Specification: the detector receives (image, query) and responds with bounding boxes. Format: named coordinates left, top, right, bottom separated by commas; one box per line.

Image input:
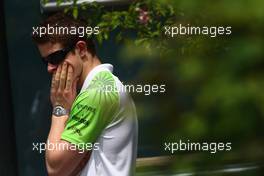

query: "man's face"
left=37, top=42, right=82, bottom=80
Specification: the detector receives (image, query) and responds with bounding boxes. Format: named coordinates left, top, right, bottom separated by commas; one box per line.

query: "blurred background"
left=0, top=0, right=263, bottom=175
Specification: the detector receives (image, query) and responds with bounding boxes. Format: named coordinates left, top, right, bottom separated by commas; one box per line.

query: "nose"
left=47, top=63, right=58, bottom=74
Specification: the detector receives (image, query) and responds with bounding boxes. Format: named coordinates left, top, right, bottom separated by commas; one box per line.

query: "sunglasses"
left=42, top=43, right=75, bottom=66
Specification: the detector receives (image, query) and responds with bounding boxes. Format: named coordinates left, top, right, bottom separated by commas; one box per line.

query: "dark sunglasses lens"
left=47, top=51, right=66, bottom=65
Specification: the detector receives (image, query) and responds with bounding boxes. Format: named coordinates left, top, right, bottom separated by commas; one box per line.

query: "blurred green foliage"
left=130, top=1, right=264, bottom=175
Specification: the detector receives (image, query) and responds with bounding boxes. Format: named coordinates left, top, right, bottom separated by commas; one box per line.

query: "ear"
left=75, top=41, right=87, bottom=58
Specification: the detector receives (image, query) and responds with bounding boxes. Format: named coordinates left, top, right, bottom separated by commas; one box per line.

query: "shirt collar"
left=80, top=63, right=113, bottom=92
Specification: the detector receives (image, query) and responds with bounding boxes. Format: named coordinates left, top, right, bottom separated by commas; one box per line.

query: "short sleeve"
left=61, top=71, right=119, bottom=148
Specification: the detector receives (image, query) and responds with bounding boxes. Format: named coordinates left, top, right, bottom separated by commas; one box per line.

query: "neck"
left=78, top=54, right=101, bottom=89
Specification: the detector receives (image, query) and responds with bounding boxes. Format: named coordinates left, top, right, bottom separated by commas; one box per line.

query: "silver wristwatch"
left=52, top=105, right=68, bottom=117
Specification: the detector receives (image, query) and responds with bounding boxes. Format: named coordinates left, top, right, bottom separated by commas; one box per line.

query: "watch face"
left=55, top=108, right=61, bottom=115
left=53, top=106, right=67, bottom=116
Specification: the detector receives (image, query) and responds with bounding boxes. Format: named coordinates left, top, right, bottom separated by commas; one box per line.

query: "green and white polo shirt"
left=61, top=64, right=138, bottom=176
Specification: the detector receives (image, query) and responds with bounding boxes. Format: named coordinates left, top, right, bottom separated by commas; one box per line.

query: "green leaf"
left=135, top=38, right=148, bottom=46
left=73, top=6, right=78, bottom=19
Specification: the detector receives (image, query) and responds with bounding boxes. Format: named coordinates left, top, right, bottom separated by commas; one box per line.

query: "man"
left=32, top=12, right=138, bottom=176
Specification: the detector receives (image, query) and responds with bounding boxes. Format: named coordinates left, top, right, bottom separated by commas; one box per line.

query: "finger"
left=59, top=62, right=68, bottom=90
left=51, top=73, right=56, bottom=89
left=65, top=65, right=73, bottom=91
left=54, top=65, right=62, bottom=90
